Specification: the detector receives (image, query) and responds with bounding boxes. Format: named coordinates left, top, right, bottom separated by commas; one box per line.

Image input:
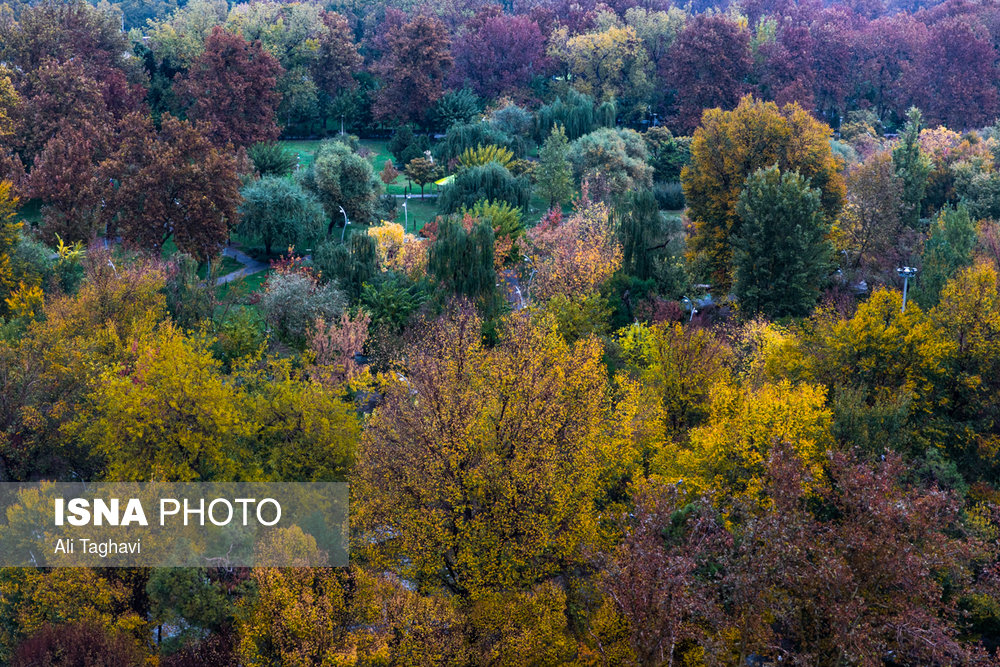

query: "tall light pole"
left=340, top=115, right=345, bottom=136
left=338, top=205, right=350, bottom=243
left=897, top=266, right=918, bottom=312
left=681, top=296, right=696, bottom=322
left=402, top=196, right=409, bottom=232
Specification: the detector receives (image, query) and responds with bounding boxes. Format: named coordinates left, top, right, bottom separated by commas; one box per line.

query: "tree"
left=238, top=176, right=326, bottom=255
left=534, top=89, right=614, bottom=142
left=568, top=128, right=654, bottom=203
left=404, top=157, right=438, bottom=197
left=313, top=233, right=378, bottom=302
left=311, top=11, right=362, bottom=100
left=665, top=14, right=752, bottom=133
left=535, top=125, right=573, bottom=209
left=892, top=107, right=931, bottom=228
left=379, top=159, right=399, bottom=185
left=451, top=14, right=545, bottom=99
left=247, top=142, right=295, bottom=176
left=733, top=165, right=833, bottom=319
left=438, top=163, right=531, bottom=214
left=914, top=205, right=976, bottom=309
left=428, top=216, right=496, bottom=302
left=0, top=181, right=21, bottom=312
left=427, top=88, right=481, bottom=133
left=837, top=151, right=904, bottom=278
left=354, top=308, right=642, bottom=599
left=311, top=139, right=381, bottom=228
left=643, top=127, right=690, bottom=183
left=105, top=114, right=240, bottom=262
left=683, top=95, right=844, bottom=288
left=373, top=15, right=453, bottom=125
left=175, top=26, right=283, bottom=148
left=12, top=622, right=145, bottom=667
left=617, top=188, right=668, bottom=282
left=27, top=126, right=105, bottom=244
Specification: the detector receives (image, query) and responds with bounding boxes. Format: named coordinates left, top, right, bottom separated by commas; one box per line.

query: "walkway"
left=215, top=246, right=269, bottom=286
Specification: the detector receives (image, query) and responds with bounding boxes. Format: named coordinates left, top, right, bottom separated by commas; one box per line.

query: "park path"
left=215, top=246, right=269, bottom=286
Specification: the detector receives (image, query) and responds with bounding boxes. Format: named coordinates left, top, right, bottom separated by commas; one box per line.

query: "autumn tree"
left=104, top=113, right=240, bottom=261
left=373, top=14, right=453, bottom=125
left=535, top=125, right=573, bottom=209
left=404, top=157, right=438, bottom=198
left=311, top=11, right=362, bottom=100
left=0, top=181, right=20, bottom=311
left=354, top=307, right=643, bottom=599
left=683, top=95, right=844, bottom=288
left=568, top=128, right=653, bottom=203
left=837, top=151, right=905, bottom=279
left=665, top=14, right=751, bottom=133
left=175, top=26, right=283, bottom=148
left=451, top=13, right=545, bottom=100
left=238, top=176, right=326, bottom=255
left=734, top=165, right=833, bottom=319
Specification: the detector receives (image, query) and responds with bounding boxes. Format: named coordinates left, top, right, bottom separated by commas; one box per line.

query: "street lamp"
left=338, top=205, right=350, bottom=243
left=897, top=266, right=918, bottom=311
left=340, top=114, right=345, bottom=136
left=402, top=196, right=409, bottom=232
left=681, top=296, right=696, bottom=322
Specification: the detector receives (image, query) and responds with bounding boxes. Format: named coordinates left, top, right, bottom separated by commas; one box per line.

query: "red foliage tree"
left=175, top=26, right=283, bottom=149
left=809, top=7, right=857, bottom=124
left=373, top=14, right=453, bottom=125
left=451, top=13, right=546, bottom=100
left=104, top=113, right=240, bottom=261
left=664, top=14, right=751, bottom=133
left=754, top=20, right=816, bottom=109
left=312, top=11, right=363, bottom=99
left=913, top=16, right=1000, bottom=129
left=12, top=622, right=144, bottom=667
left=852, top=14, right=927, bottom=123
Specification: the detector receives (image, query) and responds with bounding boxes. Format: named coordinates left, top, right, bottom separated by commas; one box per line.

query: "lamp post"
left=340, top=115, right=345, bottom=136
left=681, top=296, right=696, bottom=322
left=897, top=266, right=918, bottom=312
left=338, top=205, right=349, bottom=243
left=402, top=196, right=409, bottom=232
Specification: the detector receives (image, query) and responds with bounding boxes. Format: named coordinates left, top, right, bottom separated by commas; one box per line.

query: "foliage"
left=387, top=125, right=429, bottom=167
left=914, top=204, right=976, bottom=309
left=0, top=181, right=21, bottom=313
left=457, top=144, right=514, bottom=170
left=175, top=26, right=283, bottom=148
left=837, top=151, right=905, bottom=278
left=428, top=216, right=496, bottom=302
left=438, top=162, right=531, bottom=214
left=734, top=165, right=833, bottom=319
left=313, top=233, right=378, bottom=302
left=373, top=14, right=453, bottom=125
left=403, top=157, right=439, bottom=197
left=534, top=89, right=614, bottom=142
left=434, top=120, right=523, bottom=165
left=568, top=128, right=653, bottom=203
left=892, top=107, right=932, bottom=227
left=451, top=14, right=545, bottom=99
left=11, top=621, right=145, bottom=667
left=683, top=95, right=844, bottom=288
left=238, top=176, right=325, bottom=255
left=427, top=87, right=481, bottom=133
left=247, top=141, right=296, bottom=177
left=260, top=271, right=346, bottom=346
left=535, top=125, right=574, bottom=209
left=643, top=126, right=691, bottom=182
left=310, top=139, right=381, bottom=227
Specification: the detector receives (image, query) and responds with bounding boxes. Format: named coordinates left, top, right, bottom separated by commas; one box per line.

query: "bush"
left=388, top=126, right=430, bottom=166
left=427, top=88, right=482, bottom=133
left=238, top=176, right=326, bottom=255
left=248, top=142, right=297, bottom=177
left=489, top=103, right=533, bottom=137
left=12, top=622, right=144, bottom=667
left=259, top=271, right=346, bottom=345
left=434, top=121, right=525, bottom=165
left=653, top=181, right=686, bottom=210
left=374, top=193, right=398, bottom=221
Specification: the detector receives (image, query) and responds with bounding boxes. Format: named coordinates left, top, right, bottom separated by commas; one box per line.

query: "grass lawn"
left=280, top=139, right=323, bottom=170
left=215, top=268, right=270, bottom=300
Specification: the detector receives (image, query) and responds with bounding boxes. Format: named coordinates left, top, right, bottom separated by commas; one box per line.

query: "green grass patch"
left=280, top=139, right=323, bottom=170
left=215, top=268, right=271, bottom=301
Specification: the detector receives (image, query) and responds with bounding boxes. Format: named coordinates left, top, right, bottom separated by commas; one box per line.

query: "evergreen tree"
left=892, top=107, right=931, bottom=228
left=734, top=165, right=832, bottom=318
left=914, top=204, right=976, bottom=308
left=535, top=125, right=573, bottom=209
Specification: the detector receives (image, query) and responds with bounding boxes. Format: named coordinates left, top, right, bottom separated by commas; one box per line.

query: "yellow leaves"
left=5, top=281, right=43, bottom=319
left=556, top=24, right=652, bottom=103
left=0, top=67, right=18, bottom=143
left=457, top=143, right=514, bottom=169
left=367, top=220, right=428, bottom=277
left=663, top=380, right=834, bottom=505
left=0, top=180, right=20, bottom=307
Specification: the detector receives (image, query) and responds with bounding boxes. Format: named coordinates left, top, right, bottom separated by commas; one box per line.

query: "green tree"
left=892, top=107, right=932, bottom=228
left=247, top=141, right=296, bottom=176
left=568, top=127, right=653, bottom=203
left=733, top=165, right=832, bottom=319
left=914, top=204, right=976, bottom=308
left=428, top=216, right=496, bottom=302
left=314, top=233, right=378, bottom=301
left=535, top=125, right=574, bottom=209
left=310, top=139, right=381, bottom=228
left=238, top=176, right=326, bottom=255
left=438, top=162, right=532, bottom=214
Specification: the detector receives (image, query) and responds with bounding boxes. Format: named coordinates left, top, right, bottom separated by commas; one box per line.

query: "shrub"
left=259, top=271, right=346, bottom=345
left=248, top=142, right=297, bottom=176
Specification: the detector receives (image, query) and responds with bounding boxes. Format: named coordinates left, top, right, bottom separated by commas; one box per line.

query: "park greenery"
left=4, top=0, right=1000, bottom=663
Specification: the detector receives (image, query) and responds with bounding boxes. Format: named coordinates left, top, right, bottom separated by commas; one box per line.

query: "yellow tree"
left=353, top=307, right=645, bottom=600
left=550, top=24, right=652, bottom=113
left=683, top=95, right=844, bottom=287
left=0, top=181, right=21, bottom=311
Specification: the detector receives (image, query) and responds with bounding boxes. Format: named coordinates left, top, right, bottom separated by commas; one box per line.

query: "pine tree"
left=733, top=165, right=832, bottom=318
left=535, top=125, right=573, bottom=209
